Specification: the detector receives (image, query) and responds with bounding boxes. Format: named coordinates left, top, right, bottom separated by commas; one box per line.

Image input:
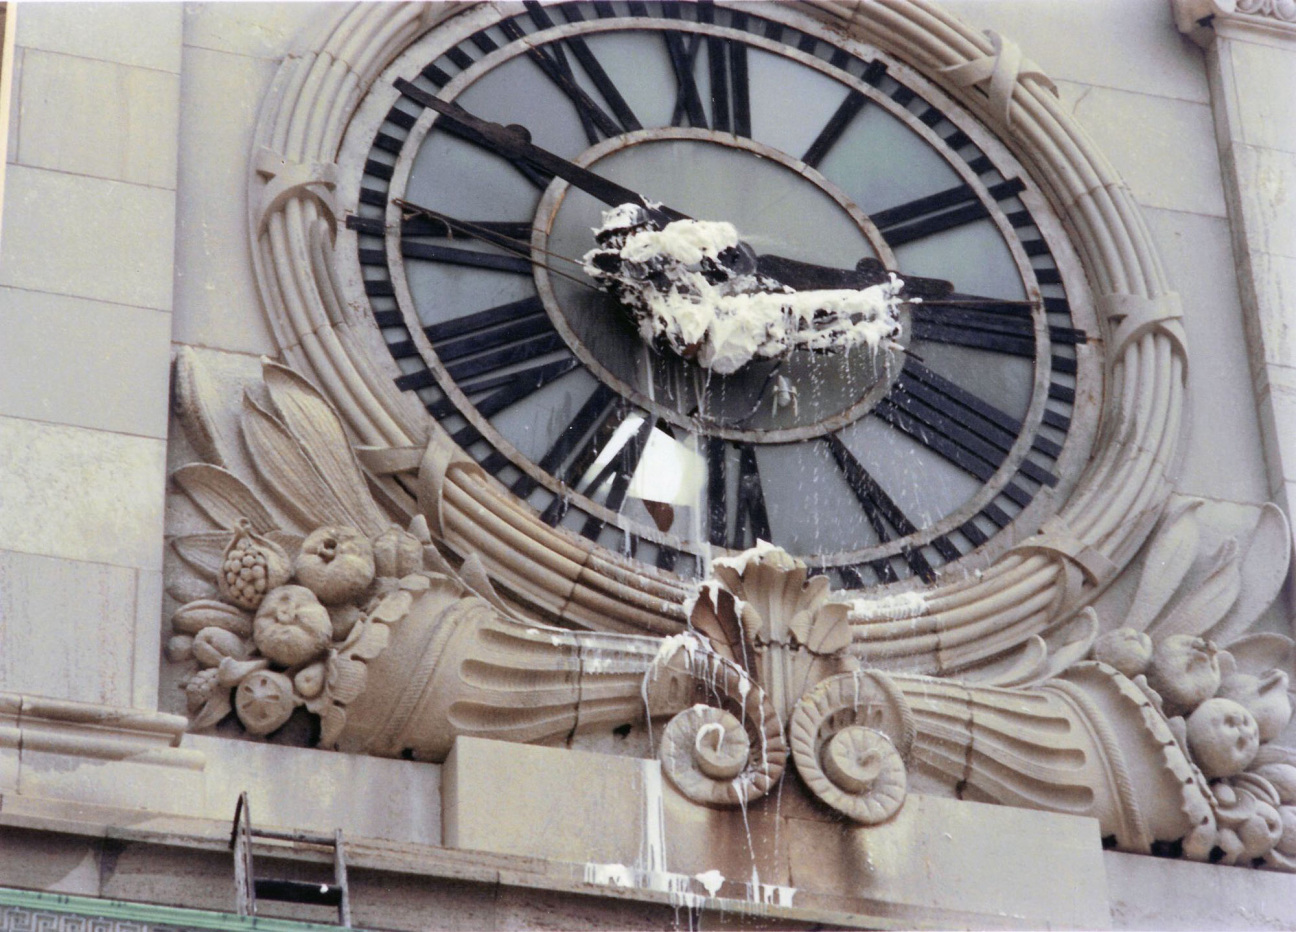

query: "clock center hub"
left=533, top=129, right=911, bottom=445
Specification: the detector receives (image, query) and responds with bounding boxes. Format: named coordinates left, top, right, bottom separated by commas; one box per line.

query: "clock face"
left=336, top=1, right=1100, bottom=590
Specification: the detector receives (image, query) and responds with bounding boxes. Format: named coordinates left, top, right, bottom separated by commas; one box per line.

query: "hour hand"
left=754, top=254, right=953, bottom=299
left=393, top=78, right=685, bottom=226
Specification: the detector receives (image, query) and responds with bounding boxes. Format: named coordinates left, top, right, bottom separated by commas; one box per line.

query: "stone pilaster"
left=1172, top=1, right=1296, bottom=542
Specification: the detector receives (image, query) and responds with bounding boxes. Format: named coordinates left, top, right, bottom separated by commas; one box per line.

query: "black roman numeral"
left=525, top=3, right=643, bottom=143
left=825, top=435, right=954, bottom=583
left=576, top=416, right=655, bottom=540
left=801, top=61, right=886, bottom=168
left=872, top=178, right=1025, bottom=248
left=664, top=28, right=708, bottom=129
left=875, top=359, right=1056, bottom=499
left=697, top=3, right=751, bottom=136
left=911, top=294, right=1087, bottom=362
left=706, top=440, right=772, bottom=549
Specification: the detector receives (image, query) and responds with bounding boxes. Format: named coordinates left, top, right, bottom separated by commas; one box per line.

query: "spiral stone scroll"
left=789, top=671, right=916, bottom=824
left=652, top=643, right=789, bottom=808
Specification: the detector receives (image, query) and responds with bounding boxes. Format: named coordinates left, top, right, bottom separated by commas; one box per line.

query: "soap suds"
left=584, top=206, right=906, bottom=375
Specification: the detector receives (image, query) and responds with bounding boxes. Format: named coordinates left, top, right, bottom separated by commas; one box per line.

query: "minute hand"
left=394, top=78, right=685, bottom=224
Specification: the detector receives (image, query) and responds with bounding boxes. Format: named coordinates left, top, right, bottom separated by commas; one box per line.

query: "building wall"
left=2, top=2, right=1295, bottom=929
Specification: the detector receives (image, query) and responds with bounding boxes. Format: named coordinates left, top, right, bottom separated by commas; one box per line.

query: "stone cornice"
left=1173, top=0, right=1296, bottom=47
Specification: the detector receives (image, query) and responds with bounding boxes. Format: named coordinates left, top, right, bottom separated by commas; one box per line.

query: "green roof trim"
left=0, top=886, right=356, bottom=931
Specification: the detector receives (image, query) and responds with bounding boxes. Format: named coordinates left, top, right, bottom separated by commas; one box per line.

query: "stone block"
left=0, top=287, right=172, bottom=438
left=0, top=693, right=19, bottom=792
left=0, top=549, right=146, bottom=707
left=171, top=45, right=280, bottom=356
left=182, top=3, right=337, bottom=60
left=6, top=47, right=22, bottom=161
left=1105, top=849, right=1296, bottom=930
left=784, top=795, right=1111, bottom=930
left=0, top=827, right=103, bottom=896
left=1141, top=209, right=1269, bottom=503
left=1223, top=37, right=1296, bottom=155
left=14, top=2, right=183, bottom=73
left=0, top=416, right=167, bottom=571
left=185, top=734, right=443, bottom=846
left=1058, top=81, right=1226, bottom=218
left=16, top=50, right=179, bottom=188
left=941, top=0, right=1209, bottom=104
left=1255, top=362, right=1296, bottom=496
left=443, top=737, right=666, bottom=870
left=0, top=165, right=177, bottom=311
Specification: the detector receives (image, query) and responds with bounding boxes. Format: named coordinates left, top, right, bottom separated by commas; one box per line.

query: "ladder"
left=231, top=792, right=352, bottom=927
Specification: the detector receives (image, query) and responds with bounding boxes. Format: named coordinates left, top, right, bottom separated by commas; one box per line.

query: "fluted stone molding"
left=248, top=2, right=1187, bottom=675
left=1174, top=0, right=1296, bottom=46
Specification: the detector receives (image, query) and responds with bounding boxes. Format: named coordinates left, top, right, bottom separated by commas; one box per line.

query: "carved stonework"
left=167, top=349, right=1296, bottom=872
left=1173, top=0, right=1296, bottom=44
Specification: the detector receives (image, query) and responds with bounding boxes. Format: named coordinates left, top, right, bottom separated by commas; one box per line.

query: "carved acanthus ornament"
left=167, top=350, right=1296, bottom=872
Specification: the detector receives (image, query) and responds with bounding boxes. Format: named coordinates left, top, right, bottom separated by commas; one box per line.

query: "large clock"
left=331, top=0, right=1100, bottom=592
left=250, top=1, right=1185, bottom=663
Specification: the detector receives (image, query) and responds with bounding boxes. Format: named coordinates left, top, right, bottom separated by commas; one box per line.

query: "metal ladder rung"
left=232, top=791, right=352, bottom=927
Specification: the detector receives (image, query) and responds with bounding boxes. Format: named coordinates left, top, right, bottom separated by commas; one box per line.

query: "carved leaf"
left=1209, top=504, right=1292, bottom=645
left=1128, top=498, right=1202, bottom=632
left=326, top=656, right=370, bottom=705
left=1149, top=537, right=1242, bottom=638
left=967, top=635, right=1050, bottom=687
left=1222, top=633, right=1296, bottom=674
left=262, top=361, right=387, bottom=536
left=689, top=584, right=747, bottom=669
left=172, top=347, right=230, bottom=469
left=457, top=552, right=514, bottom=617
left=791, top=604, right=852, bottom=655
left=172, top=463, right=277, bottom=534
left=1040, top=607, right=1100, bottom=679
left=241, top=391, right=358, bottom=531
left=170, top=532, right=231, bottom=580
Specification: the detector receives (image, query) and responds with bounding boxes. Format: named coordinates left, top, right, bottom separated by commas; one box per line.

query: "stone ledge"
left=1174, top=0, right=1296, bottom=48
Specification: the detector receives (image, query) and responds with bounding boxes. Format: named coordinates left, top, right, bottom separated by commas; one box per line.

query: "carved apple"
left=1146, top=634, right=1221, bottom=717
left=1186, top=697, right=1260, bottom=778
left=1217, top=669, right=1293, bottom=743
left=253, top=585, right=333, bottom=666
left=294, top=526, right=375, bottom=604
left=1092, top=628, right=1153, bottom=678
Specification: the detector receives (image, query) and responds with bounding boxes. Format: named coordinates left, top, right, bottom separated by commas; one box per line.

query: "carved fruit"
left=372, top=525, right=424, bottom=578
left=294, top=526, right=375, bottom=604
left=1145, top=634, right=1221, bottom=717
left=294, top=662, right=327, bottom=699
left=192, top=627, right=252, bottom=667
left=234, top=670, right=296, bottom=736
left=183, top=668, right=223, bottom=714
left=166, top=635, right=194, bottom=664
left=1186, top=697, right=1260, bottom=778
left=1277, top=806, right=1296, bottom=858
left=253, top=585, right=333, bottom=666
left=1217, top=669, right=1293, bottom=742
left=1092, top=628, right=1153, bottom=678
left=218, top=520, right=292, bottom=611
left=171, top=599, right=254, bottom=638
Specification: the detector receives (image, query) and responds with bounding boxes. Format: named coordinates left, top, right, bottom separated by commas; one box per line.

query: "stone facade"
left=2, top=2, right=1295, bottom=929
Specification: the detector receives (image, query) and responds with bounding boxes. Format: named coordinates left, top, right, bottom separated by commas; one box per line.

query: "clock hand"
left=394, top=79, right=686, bottom=226
left=754, top=254, right=954, bottom=300
left=391, top=198, right=597, bottom=289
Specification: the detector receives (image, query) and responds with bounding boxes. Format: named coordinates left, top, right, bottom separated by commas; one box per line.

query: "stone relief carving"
left=167, top=349, right=1296, bottom=872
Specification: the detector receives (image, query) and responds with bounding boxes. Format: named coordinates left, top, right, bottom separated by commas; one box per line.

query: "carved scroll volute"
left=789, top=671, right=914, bottom=824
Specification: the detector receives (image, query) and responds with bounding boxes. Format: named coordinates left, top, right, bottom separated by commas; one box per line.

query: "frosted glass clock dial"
left=337, top=1, right=1100, bottom=589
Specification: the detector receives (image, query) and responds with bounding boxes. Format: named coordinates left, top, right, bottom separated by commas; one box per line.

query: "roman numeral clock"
left=252, top=1, right=1184, bottom=667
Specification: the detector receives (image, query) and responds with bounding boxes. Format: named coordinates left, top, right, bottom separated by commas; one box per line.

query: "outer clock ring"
left=248, top=1, right=1187, bottom=671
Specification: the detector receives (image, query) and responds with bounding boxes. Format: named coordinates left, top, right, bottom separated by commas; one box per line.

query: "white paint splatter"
left=846, top=590, right=928, bottom=621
